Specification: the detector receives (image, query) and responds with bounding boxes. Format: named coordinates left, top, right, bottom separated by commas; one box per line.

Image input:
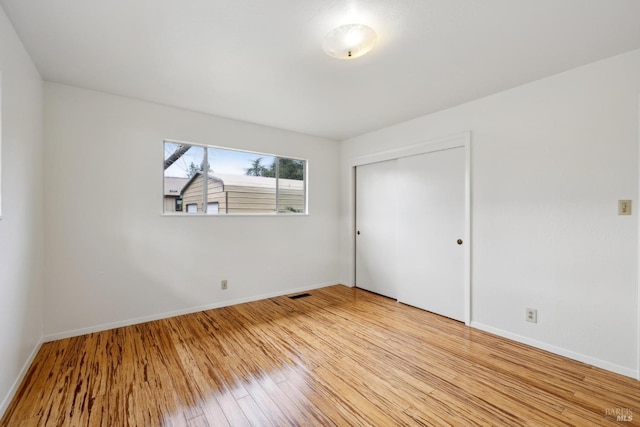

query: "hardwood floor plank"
left=186, top=414, right=209, bottom=427
left=256, top=372, right=319, bottom=426
left=211, top=390, right=251, bottom=427
left=334, top=355, right=435, bottom=411
left=2, top=342, right=60, bottom=422
left=311, top=364, right=415, bottom=425
left=403, top=404, right=457, bottom=426
left=236, top=395, right=272, bottom=426
left=282, top=364, right=360, bottom=426
left=2, top=285, right=639, bottom=426
left=84, top=393, right=106, bottom=427
left=43, top=337, right=88, bottom=426
left=242, top=376, right=293, bottom=426
left=198, top=396, right=231, bottom=427
left=561, top=405, right=627, bottom=426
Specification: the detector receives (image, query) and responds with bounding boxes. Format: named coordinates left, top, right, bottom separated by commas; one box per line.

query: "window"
left=163, top=141, right=307, bottom=215
left=276, top=158, right=305, bottom=213
left=207, top=202, right=219, bottom=215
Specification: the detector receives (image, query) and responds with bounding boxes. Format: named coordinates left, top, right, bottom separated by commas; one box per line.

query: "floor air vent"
left=289, top=293, right=311, bottom=300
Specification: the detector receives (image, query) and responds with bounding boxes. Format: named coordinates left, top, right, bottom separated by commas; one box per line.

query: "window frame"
left=162, top=139, right=308, bottom=216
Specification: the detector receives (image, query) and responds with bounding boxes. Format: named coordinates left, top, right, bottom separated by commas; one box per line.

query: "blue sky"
left=164, top=142, right=275, bottom=178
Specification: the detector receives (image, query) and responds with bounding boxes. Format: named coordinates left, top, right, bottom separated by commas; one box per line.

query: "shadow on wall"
left=45, top=213, right=312, bottom=338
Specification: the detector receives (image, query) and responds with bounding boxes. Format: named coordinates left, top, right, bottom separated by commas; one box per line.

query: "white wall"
left=340, top=49, right=640, bottom=377
left=44, top=83, right=341, bottom=339
left=0, top=6, right=44, bottom=416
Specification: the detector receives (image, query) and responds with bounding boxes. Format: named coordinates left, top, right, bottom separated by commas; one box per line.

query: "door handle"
left=457, top=239, right=463, bottom=245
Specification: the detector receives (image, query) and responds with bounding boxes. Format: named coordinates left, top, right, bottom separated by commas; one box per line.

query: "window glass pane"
left=163, top=141, right=306, bottom=215
left=164, top=142, right=205, bottom=213
left=209, top=147, right=276, bottom=214
left=277, top=158, right=305, bottom=213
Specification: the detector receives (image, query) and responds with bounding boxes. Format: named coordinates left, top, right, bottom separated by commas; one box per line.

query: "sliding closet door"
left=396, top=147, right=466, bottom=321
left=355, top=159, right=398, bottom=299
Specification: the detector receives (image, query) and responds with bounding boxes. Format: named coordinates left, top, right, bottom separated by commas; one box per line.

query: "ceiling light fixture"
left=322, top=24, right=377, bottom=60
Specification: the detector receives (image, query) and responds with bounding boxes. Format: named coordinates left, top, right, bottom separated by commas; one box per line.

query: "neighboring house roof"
left=180, top=172, right=303, bottom=194
left=164, top=177, right=189, bottom=197
left=212, top=173, right=303, bottom=190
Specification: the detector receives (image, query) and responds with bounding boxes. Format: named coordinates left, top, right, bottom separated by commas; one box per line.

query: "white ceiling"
left=2, top=1, right=640, bottom=140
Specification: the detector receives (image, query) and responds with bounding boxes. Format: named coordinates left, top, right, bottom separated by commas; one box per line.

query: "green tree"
left=187, top=161, right=211, bottom=178
left=245, top=157, right=303, bottom=180
left=245, top=158, right=270, bottom=177
left=274, top=158, right=304, bottom=180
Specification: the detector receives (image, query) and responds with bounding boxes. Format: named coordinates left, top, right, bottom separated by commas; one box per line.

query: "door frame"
left=349, top=131, right=472, bottom=325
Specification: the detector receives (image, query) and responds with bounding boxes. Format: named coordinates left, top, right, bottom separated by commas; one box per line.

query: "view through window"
left=163, top=141, right=306, bottom=215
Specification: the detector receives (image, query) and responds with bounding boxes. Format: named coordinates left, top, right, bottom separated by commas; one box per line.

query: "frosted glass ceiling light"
left=323, top=24, right=377, bottom=59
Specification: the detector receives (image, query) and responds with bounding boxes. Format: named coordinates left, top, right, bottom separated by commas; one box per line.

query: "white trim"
left=164, top=138, right=307, bottom=163
left=161, top=212, right=309, bottom=217
left=349, top=131, right=472, bottom=325
left=275, top=157, right=280, bottom=212
left=472, top=321, right=638, bottom=379
left=350, top=131, right=471, bottom=168
left=202, top=147, right=208, bottom=212
left=637, top=92, right=640, bottom=380
left=43, top=281, right=341, bottom=342
left=0, top=70, right=3, bottom=218
left=0, top=338, right=44, bottom=418
left=463, top=134, right=472, bottom=325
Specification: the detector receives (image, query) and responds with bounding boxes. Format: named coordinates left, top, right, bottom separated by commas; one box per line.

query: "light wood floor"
left=2, top=285, right=639, bottom=426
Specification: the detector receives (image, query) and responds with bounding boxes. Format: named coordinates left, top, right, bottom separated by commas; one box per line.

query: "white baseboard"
left=44, top=281, right=343, bottom=342
left=0, top=338, right=44, bottom=418
left=471, top=321, right=638, bottom=379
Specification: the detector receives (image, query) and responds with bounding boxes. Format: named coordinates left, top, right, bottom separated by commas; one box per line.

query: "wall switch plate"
left=526, top=308, right=537, bottom=323
left=619, top=200, right=632, bottom=215
left=221, top=280, right=228, bottom=290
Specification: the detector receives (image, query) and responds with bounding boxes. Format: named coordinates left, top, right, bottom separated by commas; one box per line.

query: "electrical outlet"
left=526, top=308, right=537, bottom=323
left=221, top=280, right=228, bottom=290
left=619, top=200, right=632, bottom=215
